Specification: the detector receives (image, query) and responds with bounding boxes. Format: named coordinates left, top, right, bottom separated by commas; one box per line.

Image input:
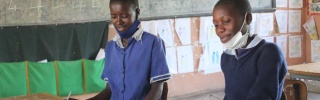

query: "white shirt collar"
left=112, top=28, right=144, bottom=48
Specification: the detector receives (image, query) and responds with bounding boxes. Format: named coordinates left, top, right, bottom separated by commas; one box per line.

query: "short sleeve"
left=101, top=45, right=109, bottom=82
left=150, top=38, right=171, bottom=84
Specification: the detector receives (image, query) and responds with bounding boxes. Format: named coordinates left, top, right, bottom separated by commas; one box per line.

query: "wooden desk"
left=288, top=62, right=320, bottom=81
left=0, top=93, right=63, bottom=100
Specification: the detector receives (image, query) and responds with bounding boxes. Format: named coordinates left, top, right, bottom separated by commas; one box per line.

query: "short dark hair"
left=109, top=0, right=139, bottom=9
left=215, top=0, right=251, bottom=16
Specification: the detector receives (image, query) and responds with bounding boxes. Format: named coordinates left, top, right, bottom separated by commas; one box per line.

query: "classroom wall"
left=275, top=1, right=306, bottom=66
left=305, top=2, right=320, bottom=63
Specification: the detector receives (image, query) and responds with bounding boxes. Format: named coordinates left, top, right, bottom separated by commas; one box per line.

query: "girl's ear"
left=135, top=8, right=140, bottom=19
left=246, top=13, right=252, bottom=25
left=136, top=8, right=140, bottom=15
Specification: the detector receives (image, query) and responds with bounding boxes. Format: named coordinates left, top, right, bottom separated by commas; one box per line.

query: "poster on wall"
left=288, top=35, right=302, bottom=58
left=275, top=10, right=288, bottom=33
left=175, top=18, right=192, bottom=45
left=311, top=40, right=320, bottom=62
left=157, top=19, right=175, bottom=47
left=141, top=21, right=158, bottom=36
left=177, top=45, right=194, bottom=74
left=289, top=0, right=303, bottom=8
left=166, top=47, right=178, bottom=74
left=199, top=16, right=216, bottom=44
left=199, top=41, right=223, bottom=74
left=258, top=13, right=273, bottom=36
left=276, top=35, right=288, bottom=58
left=303, top=16, right=319, bottom=40
left=307, top=0, right=320, bottom=15
left=289, top=10, right=301, bottom=32
left=276, top=0, right=287, bottom=8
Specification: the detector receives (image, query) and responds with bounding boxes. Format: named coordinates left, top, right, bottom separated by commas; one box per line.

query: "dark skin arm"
left=144, top=81, right=164, bottom=100
left=87, top=84, right=112, bottom=100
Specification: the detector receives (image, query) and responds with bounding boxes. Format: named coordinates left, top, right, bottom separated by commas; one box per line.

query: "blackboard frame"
left=138, top=0, right=276, bottom=21
left=0, top=0, right=276, bottom=26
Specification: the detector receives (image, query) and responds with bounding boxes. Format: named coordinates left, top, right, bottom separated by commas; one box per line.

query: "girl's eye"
left=121, top=15, right=128, bottom=18
left=223, top=20, right=230, bottom=24
left=214, top=24, right=218, bottom=27
left=111, top=15, right=116, bottom=19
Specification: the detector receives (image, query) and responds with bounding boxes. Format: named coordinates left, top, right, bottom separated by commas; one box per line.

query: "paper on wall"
left=200, top=41, right=223, bottom=74
left=166, top=47, right=178, bottom=74
left=175, top=18, right=192, bottom=45
left=275, top=10, right=288, bottom=33
left=276, top=0, right=287, bottom=7
left=303, top=16, right=319, bottom=40
left=141, top=21, right=158, bottom=35
left=177, top=45, right=194, bottom=74
left=288, top=35, right=302, bottom=58
left=258, top=13, right=274, bottom=36
left=276, top=35, right=288, bottom=58
left=289, top=10, right=301, bottom=32
left=311, top=40, right=320, bottom=62
left=199, top=16, right=216, bottom=44
left=289, top=0, right=303, bottom=8
left=157, top=19, right=175, bottom=47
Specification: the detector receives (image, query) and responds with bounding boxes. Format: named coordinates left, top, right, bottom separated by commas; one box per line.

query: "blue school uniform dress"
left=101, top=27, right=171, bottom=100
left=221, top=35, right=287, bottom=100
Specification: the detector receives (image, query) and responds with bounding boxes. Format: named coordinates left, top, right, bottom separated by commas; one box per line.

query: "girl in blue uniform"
left=88, top=0, right=171, bottom=99
left=212, top=0, right=288, bottom=100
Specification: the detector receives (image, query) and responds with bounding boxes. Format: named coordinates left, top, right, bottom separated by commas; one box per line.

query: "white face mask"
left=222, top=13, right=250, bottom=50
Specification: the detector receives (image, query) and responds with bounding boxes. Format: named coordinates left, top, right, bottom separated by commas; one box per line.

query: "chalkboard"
left=0, top=0, right=275, bottom=26
left=0, top=0, right=109, bottom=26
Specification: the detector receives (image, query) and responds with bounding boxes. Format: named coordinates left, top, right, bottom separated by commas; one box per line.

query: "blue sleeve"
left=101, top=43, right=111, bottom=82
left=149, top=38, right=171, bottom=84
left=246, top=44, right=288, bottom=100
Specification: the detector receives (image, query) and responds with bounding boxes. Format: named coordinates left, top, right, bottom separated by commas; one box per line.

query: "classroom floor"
left=70, top=89, right=320, bottom=100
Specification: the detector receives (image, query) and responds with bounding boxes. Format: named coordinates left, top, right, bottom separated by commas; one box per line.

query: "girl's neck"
left=121, top=39, right=129, bottom=48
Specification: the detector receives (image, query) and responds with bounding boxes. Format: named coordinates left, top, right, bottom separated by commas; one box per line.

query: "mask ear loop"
left=239, top=13, right=248, bottom=35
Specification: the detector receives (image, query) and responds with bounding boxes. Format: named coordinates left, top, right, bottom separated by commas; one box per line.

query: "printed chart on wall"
left=258, top=13, right=273, bottom=36
left=289, top=10, right=301, bottom=32
left=198, top=41, right=223, bottom=74
left=175, top=18, right=192, bottom=45
left=289, top=0, right=303, bottom=8
left=177, top=45, right=194, bottom=74
left=157, top=19, right=175, bottom=47
left=275, top=10, right=288, bottom=33
left=303, top=16, right=319, bottom=40
left=311, top=40, right=320, bottom=62
left=276, top=0, right=287, bottom=8
left=199, top=16, right=223, bottom=74
left=276, top=35, right=288, bottom=58
left=166, top=47, right=178, bottom=74
left=289, top=35, right=302, bottom=58
left=199, top=16, right=216, bottom=44
left=141, top=21, right=158, bottom=36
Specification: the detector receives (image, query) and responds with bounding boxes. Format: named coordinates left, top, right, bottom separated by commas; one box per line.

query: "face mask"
left=115, top=20, right=141, bottom=39
left=222, top=13, right=249, bottom=50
